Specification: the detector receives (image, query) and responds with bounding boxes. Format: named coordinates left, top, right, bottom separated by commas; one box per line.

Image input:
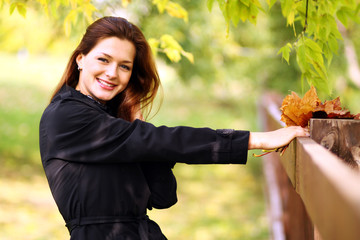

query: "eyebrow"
left=100, top=52, right=133, bottom=63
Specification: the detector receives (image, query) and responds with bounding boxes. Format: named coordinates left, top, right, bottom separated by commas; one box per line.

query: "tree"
left=208, top=0, right=360, bottom=96
left=2, top=0, right=360, bottom=96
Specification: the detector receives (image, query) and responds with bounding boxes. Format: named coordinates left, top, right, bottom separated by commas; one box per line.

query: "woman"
left=39, top=16, right=309, bottom=240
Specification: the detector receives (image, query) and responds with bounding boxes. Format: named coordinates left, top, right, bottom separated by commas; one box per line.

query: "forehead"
left=90, top=37, right=136, bottom=60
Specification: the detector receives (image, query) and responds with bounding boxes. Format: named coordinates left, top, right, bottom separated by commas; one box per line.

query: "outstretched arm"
left=248, top=126, right=309, bottom=150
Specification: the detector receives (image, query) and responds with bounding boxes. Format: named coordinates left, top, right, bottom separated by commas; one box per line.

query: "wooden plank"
left=262, top=155, right=286, bottom=240
left=260, top=93, right=314, bottom=240
left=263, top=147, right=314, bottom=240
left=310, top=118, right=360, bottom=169
left=296, top=137, right=360, bottom=240
left=279, top=140, right=296, bottom=188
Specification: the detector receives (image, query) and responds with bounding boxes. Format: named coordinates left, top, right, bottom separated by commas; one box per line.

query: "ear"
left=76, top=54, right=84, bottom=70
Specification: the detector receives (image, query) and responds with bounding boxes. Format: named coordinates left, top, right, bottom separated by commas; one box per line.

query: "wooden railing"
left=259, top=93, right=360, bottom=240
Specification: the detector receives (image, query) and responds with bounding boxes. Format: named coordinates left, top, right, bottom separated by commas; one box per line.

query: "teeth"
left=98, top=79, right=115, bottom=87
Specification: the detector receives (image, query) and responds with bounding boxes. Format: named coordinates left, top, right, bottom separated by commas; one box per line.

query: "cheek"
left=121, top=72, right=132, bottom=84
left=84, top=61, right=102, bottom=75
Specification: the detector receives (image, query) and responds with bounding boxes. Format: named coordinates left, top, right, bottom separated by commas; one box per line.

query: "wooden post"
left=310, top=118, right=360, bottom=169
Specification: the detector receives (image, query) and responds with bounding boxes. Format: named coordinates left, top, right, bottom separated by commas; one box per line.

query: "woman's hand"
left=248, top=126, right=310, bottom=150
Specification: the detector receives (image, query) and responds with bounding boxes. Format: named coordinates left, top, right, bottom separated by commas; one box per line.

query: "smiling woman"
left=39, top=16, right=308, bottom=240
left=50, top=16, right=160, bottom=122
left=75, top=37, right=136, bottom=103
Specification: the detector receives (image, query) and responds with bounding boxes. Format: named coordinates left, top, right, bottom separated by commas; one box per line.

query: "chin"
left=94, top=92, right=115, bottom=102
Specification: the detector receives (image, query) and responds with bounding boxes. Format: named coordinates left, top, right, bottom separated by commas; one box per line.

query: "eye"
left=98, top=57, right=108, bottom=63
left=120, top=65, right=131, bottom=71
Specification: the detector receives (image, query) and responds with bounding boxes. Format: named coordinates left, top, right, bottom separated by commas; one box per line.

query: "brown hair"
left=51, top=16, right=161, bottom=121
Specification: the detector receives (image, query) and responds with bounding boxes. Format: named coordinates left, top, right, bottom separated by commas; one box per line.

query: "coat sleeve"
left=40, top=99, right=249, bottom=165
left=140, top=162, right=177, bottom=209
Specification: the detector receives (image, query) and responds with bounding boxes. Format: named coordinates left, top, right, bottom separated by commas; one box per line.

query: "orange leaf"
left=280, top=86, right=358, bottom=127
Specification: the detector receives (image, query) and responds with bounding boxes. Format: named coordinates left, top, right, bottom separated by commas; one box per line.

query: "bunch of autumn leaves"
left=254, top=86, right=359, bottom=157
left=280, top=86, right=360, bottom=128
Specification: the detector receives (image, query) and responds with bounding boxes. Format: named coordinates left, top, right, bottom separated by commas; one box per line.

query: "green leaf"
left=251, top=0, right=262, bottom=9
left=207, top=0, right=215, bottom=11
left=327, top=15, right=343, bottom=40
left=153, top=0, right=168, bottom=13
left=165, top=1, right=188, bottom=22
left=9, top=2, right=26, bottom=17
left=266, top=0, right=277, bottom=10
left=304, top=38, right=322, bottom=53
left=240, top=3, right=249, bottom=23
left=160, top=34, right=182, bottom=50
left=160, top=34, right=183, bottom=62
left=164, top=48, right=181, bottom=62
left=216, top=0, right=230, bottom=23
left=148, top=38, right=160, bottom=57
left=249, top=3, right=258, bottom=24
left=64, top=9, right=77, bottom=36
left=240, top=0, right=250, bottom=7
left=310, top=76, right=332, bottom=96
left=181, top=50, right=194, bottom=63
left=296, top=42, right=306, bottom=72
left=9, top=2, right=16, bottom=14
left=277, top=42, right=292, bottom=64
left=228, top=0, right=243, bottom=26
left=16, top=3, right=26, bottom=17
left=310, top=59, right=326, bottom=81
left=281, top=0, right=292, bottom=18
left=328, top=34, right=338, bottom=54
left=323, top=44, right=333, bottom=67
left=337, top=7, right=349, bottom=27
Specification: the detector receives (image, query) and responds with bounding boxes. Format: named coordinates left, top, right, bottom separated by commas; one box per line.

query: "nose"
left=105, top=64, right=118, bottom=79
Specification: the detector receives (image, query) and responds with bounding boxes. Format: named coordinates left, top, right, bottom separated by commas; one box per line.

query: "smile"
left=97, top=78, right=116, bottom=89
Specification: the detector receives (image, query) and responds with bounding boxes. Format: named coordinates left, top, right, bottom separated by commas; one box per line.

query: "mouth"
left=97, top=78, right=117, bottom=90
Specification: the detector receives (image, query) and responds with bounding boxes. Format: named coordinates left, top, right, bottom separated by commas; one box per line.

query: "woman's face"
left=76, top=37, right=136, bottom=103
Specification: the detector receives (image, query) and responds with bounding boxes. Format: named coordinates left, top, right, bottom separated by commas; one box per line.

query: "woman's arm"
left=248, top=126, right=309, bottom=150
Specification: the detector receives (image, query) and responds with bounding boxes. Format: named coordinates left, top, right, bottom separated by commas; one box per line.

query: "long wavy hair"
left=51, top=16, right=161, bottom=121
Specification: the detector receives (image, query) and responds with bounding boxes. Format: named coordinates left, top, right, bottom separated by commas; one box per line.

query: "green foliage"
left=153, top=0, right=188, bottom=22
left=4, top=0, right=97, bottom=36
left=208, top=0, right=264, bottom=35
left=275, top=0, right=360, bottom=95
left=149, top=34, right=194, bottom=63
left=9, top=2, right=27, bottom=17
left=277, top=42, right=292, bottom=64
left=1, top=0, right=193, bottom=64
left=208, top=0, right=360, bottom=96
left=2, top=0, right=360, bottom=97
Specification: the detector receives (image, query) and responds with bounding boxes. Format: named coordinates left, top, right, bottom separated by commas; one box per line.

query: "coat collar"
left=53, top=85, right=117, bottom=116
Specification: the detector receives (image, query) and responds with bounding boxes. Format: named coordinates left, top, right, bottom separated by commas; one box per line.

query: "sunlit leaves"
left=277, top=43, right=292, bottom=64
left=153, top=0, right=168, bottom=12
left=121, top=0, right=131, bottom=8
left=270, top=0, right=359, bottom=96
left=152, top=0, right=188, bottom=22
left=4, top=0, right=97, bottom=36
left=208, top=0, right=263, bottom=35
left=266, top=0, right=277, bottom=10
left=295, top=37, right=331, bottom=94
left=280, top=0, right=302, bottom=28
left=2, top=0, right=192, bottom=63
left=63, top=1, right=97, bottom=36
left=149, top=34, right=194, bottom=63
left=164, top=1, right=188, bottom=22
left=9, top=2, right=26, bottom=17
left=209, top=0, right=360, bottom=96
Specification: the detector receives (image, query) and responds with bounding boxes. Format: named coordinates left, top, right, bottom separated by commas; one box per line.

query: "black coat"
left=39, top=85, right=250, bottom=240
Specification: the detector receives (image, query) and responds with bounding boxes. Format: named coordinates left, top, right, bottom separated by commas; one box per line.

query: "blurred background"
left=1, top=0, right=360, bottom=239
